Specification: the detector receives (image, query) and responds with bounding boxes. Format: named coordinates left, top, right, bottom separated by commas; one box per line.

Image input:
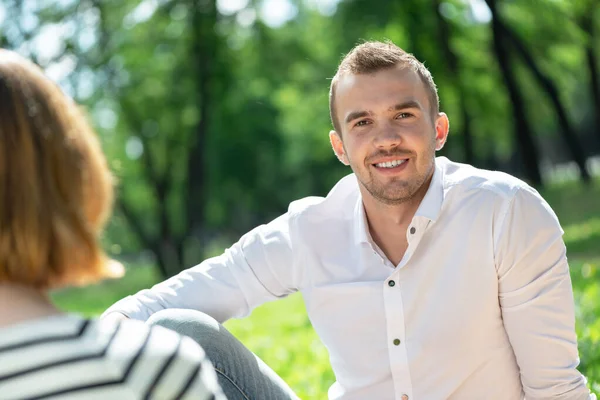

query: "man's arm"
left=495, top=186, right=595, bottom=400
left=103, top=213, right=298, bottom=323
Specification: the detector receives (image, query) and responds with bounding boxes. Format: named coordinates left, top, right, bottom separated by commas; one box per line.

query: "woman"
left=0, top=49, right=224, bottom=400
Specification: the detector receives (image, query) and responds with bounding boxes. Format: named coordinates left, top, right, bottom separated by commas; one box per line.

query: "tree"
left=3, top=0, right=597, bottom=277
left=107, top=0, right=221, bottom=277
left=485, top=0, right=543, bottom=186
left=432, top=0, right=476, bottom=165
left=579, top=0, right=600, bottom=142
left=492, top=3, right=592, bottom=183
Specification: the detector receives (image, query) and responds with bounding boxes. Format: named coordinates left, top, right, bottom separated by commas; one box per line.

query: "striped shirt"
left=0, top=314, right=225, bottom=400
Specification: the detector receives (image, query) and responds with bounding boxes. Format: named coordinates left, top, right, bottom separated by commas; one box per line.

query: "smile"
left=374, top=159, right=407, bottom=168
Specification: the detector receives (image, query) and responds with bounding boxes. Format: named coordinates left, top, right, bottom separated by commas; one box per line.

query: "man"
left=103, top=41, right=595, bottom=399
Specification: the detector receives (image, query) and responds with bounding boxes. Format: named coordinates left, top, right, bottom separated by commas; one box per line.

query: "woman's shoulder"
left=102, top=316, right=208, bottom=363
left=0, top=314, right=222, bottom=400
left=101, top=317, right=223, bottom=399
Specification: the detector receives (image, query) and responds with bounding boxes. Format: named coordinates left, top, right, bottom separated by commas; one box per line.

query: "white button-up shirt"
left=106, top=157, right=595, bottom=400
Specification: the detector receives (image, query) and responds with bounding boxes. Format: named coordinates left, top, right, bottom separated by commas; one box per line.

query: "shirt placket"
left=383, top=217, right=429, bottom=400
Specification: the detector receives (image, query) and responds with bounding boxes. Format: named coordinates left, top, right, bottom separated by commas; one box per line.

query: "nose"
left=373, top=123, right=402, bottom=149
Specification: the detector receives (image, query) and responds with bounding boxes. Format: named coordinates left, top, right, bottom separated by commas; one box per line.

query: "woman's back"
left=0, top=50, right=225, bottom=400
left=0, top=315, right=221, bottom=400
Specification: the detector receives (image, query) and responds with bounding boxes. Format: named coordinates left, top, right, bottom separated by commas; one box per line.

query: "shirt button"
left=388, top=280, right=395, bottom=287
left=393, top=338, right=401, bottom=346
left=409, top=227, right=416, bottom=234
left=401, top=395, right=409, bottom=400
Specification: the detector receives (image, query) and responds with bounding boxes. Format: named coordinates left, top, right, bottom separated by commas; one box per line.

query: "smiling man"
left=103, top=41, right=595, bottom=400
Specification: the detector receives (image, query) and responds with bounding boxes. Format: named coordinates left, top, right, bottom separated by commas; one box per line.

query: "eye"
left=396, top=112, right=413, bottom=119
left=355, top=120, right=371, bottom=127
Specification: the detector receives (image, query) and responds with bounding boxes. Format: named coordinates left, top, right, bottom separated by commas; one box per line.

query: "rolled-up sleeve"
left=102, top=212, right=298, bottom=323
left=495, top=186, right=595, bottom=399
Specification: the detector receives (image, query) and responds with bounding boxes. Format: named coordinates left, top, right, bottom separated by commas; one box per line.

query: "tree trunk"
left=433, top=0, right=475, bottom=165
left=586, top=47, right=600, bottom=140
left=185, top=0, right=217, bottom=253
left=580, top=2, right=600, bottom=144
left=485, top=0, right=543, bottom=186
left=154, top=250, right=172, bottom=280
left=116, top=198, right=173, bottom=278
left=497, top=17, right=591, bottom=183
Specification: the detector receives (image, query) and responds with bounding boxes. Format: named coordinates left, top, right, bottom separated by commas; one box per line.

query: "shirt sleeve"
left=102, top=212, right=298, bottom=323
left=495, top=186, right=595, bottom=400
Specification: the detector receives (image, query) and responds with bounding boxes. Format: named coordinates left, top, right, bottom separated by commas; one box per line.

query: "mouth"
left=371, top=158, right=409, bottom=172
left=373, top=159, right=408, bottom=168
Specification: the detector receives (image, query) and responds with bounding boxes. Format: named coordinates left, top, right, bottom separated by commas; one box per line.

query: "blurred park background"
left=2, top=0, right=600, bottom=397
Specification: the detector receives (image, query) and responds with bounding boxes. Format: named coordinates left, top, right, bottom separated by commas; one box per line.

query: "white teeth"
left=375, top=159, right=407, bottom=168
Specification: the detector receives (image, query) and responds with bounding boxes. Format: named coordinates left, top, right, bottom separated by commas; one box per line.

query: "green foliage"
left=2, top=0, right=597, bottom=268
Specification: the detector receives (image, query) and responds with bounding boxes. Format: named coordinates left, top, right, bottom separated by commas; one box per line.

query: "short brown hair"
left=0, top=50, right=121, bottom=289
left=329, top=41, right=439, bottom=134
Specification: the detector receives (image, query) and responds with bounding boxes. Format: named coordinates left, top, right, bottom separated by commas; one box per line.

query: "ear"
left=434, top=112, right=450, bottom=151
left=329, top=130, right=350, bottom=165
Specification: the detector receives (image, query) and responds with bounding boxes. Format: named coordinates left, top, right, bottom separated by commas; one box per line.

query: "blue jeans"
left=147, top=309, right=299, bottom=400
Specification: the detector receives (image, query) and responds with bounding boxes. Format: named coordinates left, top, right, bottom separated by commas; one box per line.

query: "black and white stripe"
left=0, top=315, right=223, bottom=400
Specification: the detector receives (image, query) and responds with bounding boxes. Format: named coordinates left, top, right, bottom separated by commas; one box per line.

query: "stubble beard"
left=361, top=168, right=429, bottom=206
left=356, top=146, right=437, bottom=206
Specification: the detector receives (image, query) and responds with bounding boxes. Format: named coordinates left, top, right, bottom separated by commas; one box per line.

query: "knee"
left=146, top=309, right=226, bottom=350
left=147, top=309, right=219, bottom=331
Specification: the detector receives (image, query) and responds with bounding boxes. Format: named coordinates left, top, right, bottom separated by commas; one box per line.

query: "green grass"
left=52, top=178, right=600, bottom=398
left=541, top=179, right=600, bottom=395
left=51, top=268, right=333, bottom=399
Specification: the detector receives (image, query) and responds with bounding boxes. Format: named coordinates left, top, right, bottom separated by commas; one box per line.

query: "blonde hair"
left=0, top=49, right=122, bottom=289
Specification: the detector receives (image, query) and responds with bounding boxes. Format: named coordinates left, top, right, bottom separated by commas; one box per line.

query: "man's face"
left=330, top=66, right=449, bottom=205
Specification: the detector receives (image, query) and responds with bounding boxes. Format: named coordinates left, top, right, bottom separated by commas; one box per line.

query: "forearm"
left=103, top=236, right=295, bottom=322
left=502, top=267, right=593, bottom=399
left=102, top=260, right=251, bottom=322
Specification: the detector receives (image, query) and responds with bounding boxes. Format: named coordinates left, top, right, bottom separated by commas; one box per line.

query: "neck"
left=363, top=191, right=422, bottom=228
left=0, top=283, right=61, bottom=328
left=360, top=172, right=434, bottom=265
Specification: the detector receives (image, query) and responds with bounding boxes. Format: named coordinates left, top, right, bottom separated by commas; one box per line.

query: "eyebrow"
left=344, top=110, right=372, bottom=125
left=390, top=100, right=422, bottom=111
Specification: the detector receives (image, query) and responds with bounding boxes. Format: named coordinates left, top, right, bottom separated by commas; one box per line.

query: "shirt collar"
left=354, top=195, right=371, bottom=245
left=414, top=158, right=445, bottom=222
left=353, top=157, right=446, bottom=245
